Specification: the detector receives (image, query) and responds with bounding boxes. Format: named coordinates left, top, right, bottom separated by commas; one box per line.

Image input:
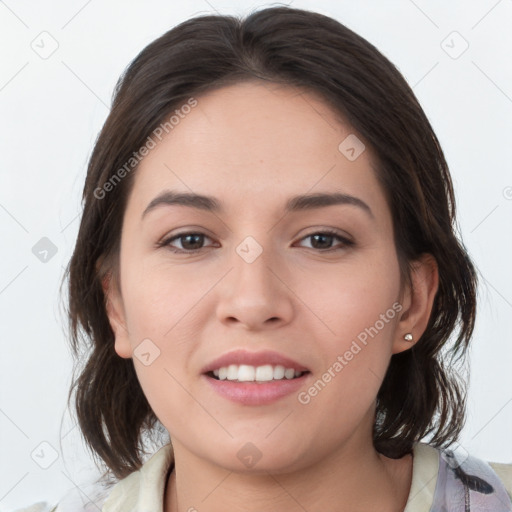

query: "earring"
left=404, top=333, right=413, bottom=342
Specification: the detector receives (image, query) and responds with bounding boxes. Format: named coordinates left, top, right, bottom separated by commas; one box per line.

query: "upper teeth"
left=212, top=364, right=303, bottom=382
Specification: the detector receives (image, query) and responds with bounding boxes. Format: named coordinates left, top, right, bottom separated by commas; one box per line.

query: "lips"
left=201, top=349, right=309, bottom=375
left=201, top=349, right=311, bottom=405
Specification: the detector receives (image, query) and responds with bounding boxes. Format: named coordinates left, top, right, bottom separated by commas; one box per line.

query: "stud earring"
left=404, top=333, right=413, bottom=342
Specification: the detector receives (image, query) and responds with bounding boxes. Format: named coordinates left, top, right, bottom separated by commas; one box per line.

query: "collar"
left=102, top=443, right=174, bottom=512
left=102, top=441, right=440, bottom=511
left=404, top=442, right=440, bottom=511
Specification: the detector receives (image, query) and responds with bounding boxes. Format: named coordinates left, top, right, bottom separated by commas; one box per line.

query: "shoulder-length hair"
left=63, top=5, right=477, bottom=481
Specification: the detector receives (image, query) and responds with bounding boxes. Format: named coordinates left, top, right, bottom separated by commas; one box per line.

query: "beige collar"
left=103, top=441, right=440, bottom=511
left=404, top=442, right=440, bottom=512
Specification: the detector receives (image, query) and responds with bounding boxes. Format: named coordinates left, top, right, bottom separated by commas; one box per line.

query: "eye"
left=296, top=229, right=354, bottom=251
left=157, top=229, right=354, bottom=254
left=157, top=232, right=215, bottom=253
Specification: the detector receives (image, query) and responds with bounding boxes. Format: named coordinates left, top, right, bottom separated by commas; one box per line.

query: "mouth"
left=206, top=364, right=310, bottom=383
left=201, top=350, right=311, bottom=405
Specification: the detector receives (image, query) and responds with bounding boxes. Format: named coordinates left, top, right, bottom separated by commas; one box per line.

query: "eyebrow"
left=141, top=190, right=373, bottom=219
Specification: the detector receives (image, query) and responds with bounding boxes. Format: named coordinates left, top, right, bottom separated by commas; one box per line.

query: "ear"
left=393, top=254, right=439, bottom=355
left=102, top=272, right=133, bottom=359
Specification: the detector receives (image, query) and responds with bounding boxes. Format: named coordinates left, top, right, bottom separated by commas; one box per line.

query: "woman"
left=17, top=5, right=512, bottom=512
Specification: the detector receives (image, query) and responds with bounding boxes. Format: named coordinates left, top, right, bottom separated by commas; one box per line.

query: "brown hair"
left=63, top=5, right=477, bottom=482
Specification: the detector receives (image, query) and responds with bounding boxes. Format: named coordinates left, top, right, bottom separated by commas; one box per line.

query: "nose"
left=215, top=242, right=294, bottom=331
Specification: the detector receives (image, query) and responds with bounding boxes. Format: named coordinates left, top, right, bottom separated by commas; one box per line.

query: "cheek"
left=132, top=359, right=204, bottom=446
left=314, top=314, right=397, bottom=404
left=297, top=303, right=400, bottom=440
left=121, top=257, right=201, bottom=341
left=125, top=300, right=199, bottom=435
left=296, top=249, right=401, bottom=346
left=298, top=252, right=402, bottom=401
left=117, top=268, right=197, bottom=402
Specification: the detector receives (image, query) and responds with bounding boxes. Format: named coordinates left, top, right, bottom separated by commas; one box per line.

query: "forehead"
left=127, top=81, right=385, bottom=215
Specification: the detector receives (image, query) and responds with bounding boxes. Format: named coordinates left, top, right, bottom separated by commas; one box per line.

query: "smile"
left=210, top=364, right=307, bottom=382
left=201, top=349, right=311, bottom=405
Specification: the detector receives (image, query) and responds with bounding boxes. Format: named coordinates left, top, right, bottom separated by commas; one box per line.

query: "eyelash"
left=156, top=229, right=354, bottom=254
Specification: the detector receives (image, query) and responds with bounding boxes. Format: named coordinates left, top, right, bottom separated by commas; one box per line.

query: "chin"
left=200, top=436, right=313, bottom=475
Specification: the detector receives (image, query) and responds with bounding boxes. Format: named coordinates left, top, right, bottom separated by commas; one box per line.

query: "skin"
left=104, top=81, right=439, bottom=512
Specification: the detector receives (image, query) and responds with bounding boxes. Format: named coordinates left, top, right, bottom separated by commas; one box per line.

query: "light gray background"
left=1, top=0, right=511, bottom=510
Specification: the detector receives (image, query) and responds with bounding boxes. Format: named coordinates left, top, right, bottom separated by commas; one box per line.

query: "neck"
left=164, top=436, right=413, bottom=512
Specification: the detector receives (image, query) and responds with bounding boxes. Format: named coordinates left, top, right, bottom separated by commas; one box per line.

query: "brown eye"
left=158, top=232, right=214, bottom=253
left=297, top=230, right=354, bottom=251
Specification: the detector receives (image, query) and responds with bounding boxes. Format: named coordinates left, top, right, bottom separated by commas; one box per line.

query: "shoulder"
left=14, top=443, right=174, bottom=512
left=12, top=475, right=113, bottom=512
left=102, top=442, right=174, bottom=511
left=488, top=460, right=512, bottom=499
left=406, top=442, right=512, bottom=511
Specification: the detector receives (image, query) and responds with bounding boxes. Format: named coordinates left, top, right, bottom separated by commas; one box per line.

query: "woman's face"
left=106, top=81, right=415, bottom=472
